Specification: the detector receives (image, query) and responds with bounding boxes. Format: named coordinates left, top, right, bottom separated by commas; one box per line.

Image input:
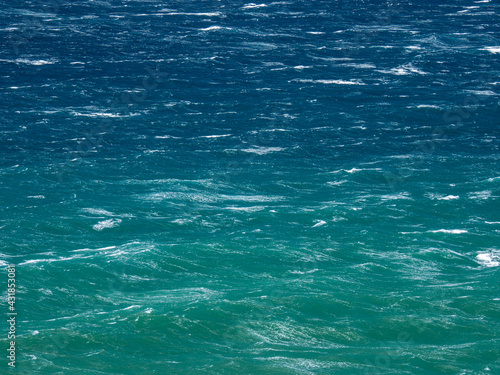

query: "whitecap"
left=476, top=251, right=500, bottom=267
left=200, top=25, right=228, bottom=31
left=71, top=111, right=139, bottom=118
left=71, top=246, right=117, bottom=253
left=171, top=218, right=192, bottom=224
left=469, top=191, right=491, bottom=200
left=293, top=79, right=365, bottom=85
left=312, top=220, right=327, bottom=228
left=327, top=180, right=347, bottom=186
left=93, top=219, right=122, bottom=231
left=429, top=229, right=468, bottom=234
left=344, top=168, right=361, bottom=173
left=378, top=63, right=427, bottom=76
left=162, top=12, right=221, bottom=16
left=15, top=58, right=57, bottom=66
left=482, top=46, right=500, bottom=53
left=415, top=105, right=442, bottom=109
left=155, top=135, right=181, bottom=139
left=465, top=90, right=497, bottom=96
left=289, top=269, right=318, bottom=275
left=197, top=134, right=232, bottom=138
left=437, top=195, right=460, bottom=200
left=123, top=305, right=141, bottom=311
left=242, top=3, right=268, bottom=9
left=241, top=146, right=285, bottom=155
left=340, top=63, right=376, bottom=69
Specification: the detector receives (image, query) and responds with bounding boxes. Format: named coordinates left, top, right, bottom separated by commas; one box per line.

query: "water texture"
left=0, top=0, right=499, bottom=374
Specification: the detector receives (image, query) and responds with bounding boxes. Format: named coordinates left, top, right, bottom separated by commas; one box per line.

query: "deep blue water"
left=1, top=0, right=499, bottom=374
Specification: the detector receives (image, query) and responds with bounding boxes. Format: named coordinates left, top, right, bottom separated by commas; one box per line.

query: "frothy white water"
left=429, top=229, right=468, bottom=234
left=482, top=46, right=500, bottom=54
left=378, top=63, right=427, bottom=76
left=293, top=79, right=366, bottom=85
left=468, top=191, right=491, bottom=200
left=241, top=146, right=286, bottom=155
left=476, top=251, right=500, bottom=267
left=312, top=220, right=327, bottom=228
left=200, top=26, right=229, bottom=31
left=93, top=219, right=122, bottom=231
left=344, top=168, right=361, bottom=173
left=15, top=58, right=58, bottom=65
left=435, top=195, right=460, bottom=200
left=242, top=3, right=268, bottom=9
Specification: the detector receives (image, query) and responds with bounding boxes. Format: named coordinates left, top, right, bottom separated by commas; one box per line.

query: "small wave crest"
left=476, top=250, right=500, bottom=267
left=93, top=219, right=122, bottom=231
left=429, top=229, right=468, bottom=234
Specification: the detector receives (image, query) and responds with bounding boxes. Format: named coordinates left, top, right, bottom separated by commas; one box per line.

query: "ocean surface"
left=1, top=0, right=499, bottom=374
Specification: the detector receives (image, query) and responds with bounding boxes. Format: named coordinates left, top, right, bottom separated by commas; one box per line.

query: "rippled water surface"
left=1, top=0, right=499, bottom=374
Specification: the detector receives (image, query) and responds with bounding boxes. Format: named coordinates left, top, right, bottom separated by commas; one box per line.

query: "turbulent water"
left=1, top=0, right=499, bottom=374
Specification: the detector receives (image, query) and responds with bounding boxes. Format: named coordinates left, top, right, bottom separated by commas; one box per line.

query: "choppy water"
left=1, top=0, right=499, bottom=374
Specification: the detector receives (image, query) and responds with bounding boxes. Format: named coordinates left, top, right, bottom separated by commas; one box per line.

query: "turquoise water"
left=1, top=0, right=499, bottom=373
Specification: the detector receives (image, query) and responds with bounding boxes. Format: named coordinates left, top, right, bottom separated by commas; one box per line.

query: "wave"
left=482, top=46, right=500, bottom=54
left=429, top=229, right=468, bottom=234
left=241, top=146, right=286, bottom=155
left=292, top=79, right=366, bottom=85
left=242, top=3, right=268, bottom=10
left=476, top=251, right=500, bottom=267
left=93, top=219, right=122, bottom=231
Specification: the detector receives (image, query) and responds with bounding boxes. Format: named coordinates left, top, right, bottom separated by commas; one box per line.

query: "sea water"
left=0, top=0, right=499, bottom=374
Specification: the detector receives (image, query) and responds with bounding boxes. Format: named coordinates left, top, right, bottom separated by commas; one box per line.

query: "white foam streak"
left=293, top=79, right=365, bottom=85
left=15, top=58, right=57, bottom=65
left=378, top=63, right=427, bottom=76
left=200, top=26, right=229, bottom=31
left=437, top=195, right=460, bottom=200
left=241, top=146, right=286, bottom=155
left=312, top=220, right=327, bottom=228
left=345, top=168, right=361, bottom=173
left=429, top=229, right=468, bottom=234
left=242, top=3, right=268, bottom=9
left=197, top=134, right=232, bottom=138
left=161, top=12, right=221, bottom=16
